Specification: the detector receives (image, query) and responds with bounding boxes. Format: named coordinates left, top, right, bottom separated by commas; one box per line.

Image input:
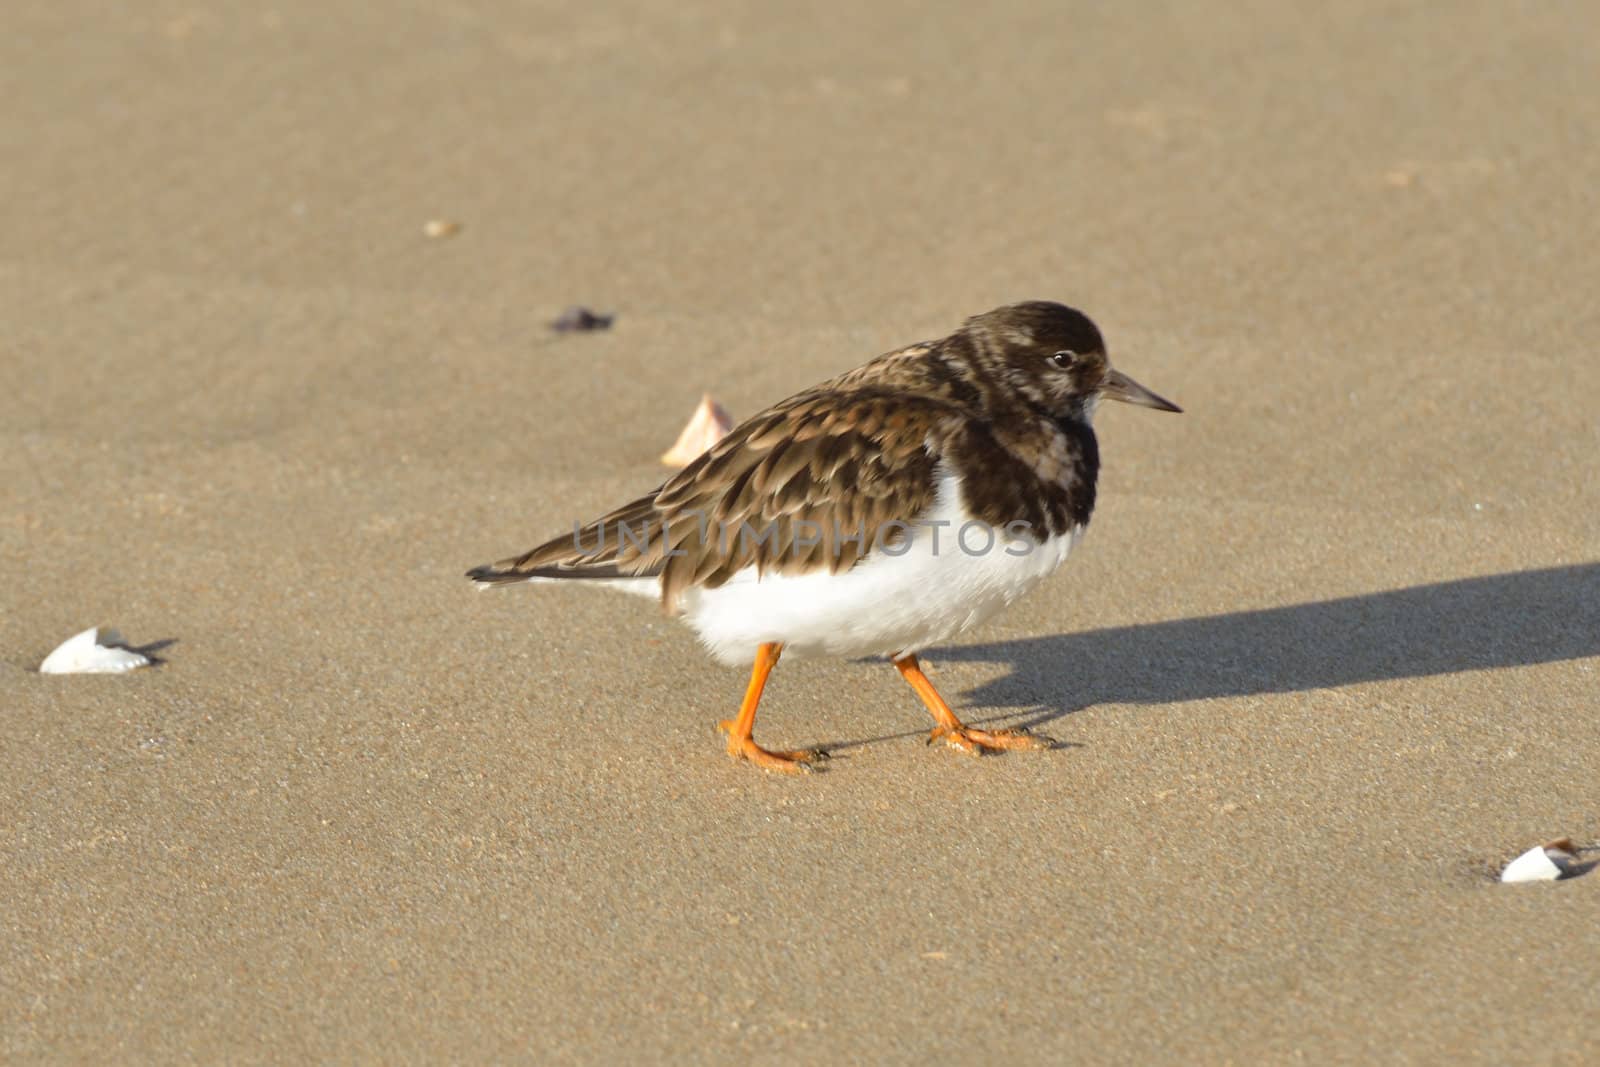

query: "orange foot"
left=929, top=724, right=1053, bottom=755
left=896, top=654, right=1054, bottom=758
left=718, top=721, right=827, bottom=773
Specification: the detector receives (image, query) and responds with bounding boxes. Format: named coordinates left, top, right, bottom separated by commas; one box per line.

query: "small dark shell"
left=550, top=306, right=614, bottom=333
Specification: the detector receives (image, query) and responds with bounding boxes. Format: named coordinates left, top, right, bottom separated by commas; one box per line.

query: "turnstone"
left=468, top=301, right=1180, bottom=772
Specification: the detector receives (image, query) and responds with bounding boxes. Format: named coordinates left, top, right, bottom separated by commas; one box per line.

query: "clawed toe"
left=929, top=724, right=1052, bottom=755
left=718, top=720, right=827, bottom=773
left=898, top=654, right=1053, bottom=758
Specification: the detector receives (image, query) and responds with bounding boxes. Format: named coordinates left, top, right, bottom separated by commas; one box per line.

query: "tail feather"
left=466, top=490, right=666, bottom=588
left=466, top=561, right=634, bottom=586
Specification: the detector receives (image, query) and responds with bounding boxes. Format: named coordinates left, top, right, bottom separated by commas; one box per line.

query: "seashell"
left=39, top=627, right=150, bottom=674
left=1500, top=839, right=1578, bottom=883
left=661, top=394, right=734, bottom=468
left=423, top=219, right=462, bottom=239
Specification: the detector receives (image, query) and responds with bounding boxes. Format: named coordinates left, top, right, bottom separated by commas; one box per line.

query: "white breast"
left=680, top=469, right=1082, bottom=666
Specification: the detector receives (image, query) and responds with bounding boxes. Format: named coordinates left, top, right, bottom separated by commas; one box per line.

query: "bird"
left=467, top=301, right=1180, bottom=773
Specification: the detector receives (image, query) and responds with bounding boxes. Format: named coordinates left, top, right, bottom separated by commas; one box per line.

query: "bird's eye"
left=1050, top=350, right=1077, bottom=369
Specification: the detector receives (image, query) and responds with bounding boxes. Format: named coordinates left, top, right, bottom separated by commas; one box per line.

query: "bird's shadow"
left=804, top=563, right=1600, bottom=753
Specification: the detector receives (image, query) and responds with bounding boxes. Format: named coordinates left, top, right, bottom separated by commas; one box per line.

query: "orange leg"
left=894, top=654, right=1050, bottom=755
left=717, top=643, right=823, bottom=773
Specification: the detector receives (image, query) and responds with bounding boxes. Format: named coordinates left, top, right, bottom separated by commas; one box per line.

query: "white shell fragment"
left=1500, top=839, right=1578, bottom=883
left=422, top=219, right=461, bottom=239
left=660, top=394, right=734, bottom=468
left=38, top=628, right=151, bottom=675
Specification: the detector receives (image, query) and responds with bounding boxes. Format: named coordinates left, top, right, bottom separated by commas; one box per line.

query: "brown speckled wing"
left=469, top=386, right=962, bottom=613
left=651, top=388, right=958, bottom=608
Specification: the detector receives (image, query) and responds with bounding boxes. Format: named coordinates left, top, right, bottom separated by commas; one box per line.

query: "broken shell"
left=39, top=627, right=151, bottom=674
left=423, top=219, right=462, bottom=239
left=1500, top=841, right=1577, bottom=883
left=661, top=394, right=734, bottom=467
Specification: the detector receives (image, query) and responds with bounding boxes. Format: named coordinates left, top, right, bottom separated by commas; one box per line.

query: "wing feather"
left=467, top=387, right=962, bottom=609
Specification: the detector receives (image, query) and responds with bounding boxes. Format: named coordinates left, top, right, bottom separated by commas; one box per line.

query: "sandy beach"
left=4, top=1, right=1598, bottom=1061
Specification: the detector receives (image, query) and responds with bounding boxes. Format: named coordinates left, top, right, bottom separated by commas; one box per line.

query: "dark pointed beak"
left=1103, top=369, right=1182, bottom=413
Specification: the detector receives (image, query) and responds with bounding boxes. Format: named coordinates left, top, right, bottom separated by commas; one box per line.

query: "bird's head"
left=963, top=301, right=1182, bottom=421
